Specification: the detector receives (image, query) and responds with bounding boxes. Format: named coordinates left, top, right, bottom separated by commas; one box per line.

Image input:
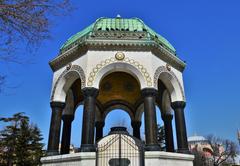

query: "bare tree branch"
left=0, top=0, right=73, bottom=92
left=207, top=135, right=239, bottom=166
left=0, top=0, right=72, bottom=61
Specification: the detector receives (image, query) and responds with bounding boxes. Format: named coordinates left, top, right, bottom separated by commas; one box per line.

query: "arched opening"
left=103, top=109, right=132, bottom=136
left=59, top=78, right=84, bottom=154
left=92, top=62, right=147, bottom=88
left=97, top=71, right=142, bottom=138
left=157, top=71, right=184, bottom=102
left=70, top=103, right=102, bottom=151
left=138, top=105, right=164, bottom=147
left=156, top=106, right=165, bottom=150
left=52, top=69, right=84, bottom=102
left=157, top=79, right=176, bottom=152
left=71, top=105, right=83, bottom=150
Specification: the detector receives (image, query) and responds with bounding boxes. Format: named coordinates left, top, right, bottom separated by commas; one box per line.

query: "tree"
left=207, top=135, right=239, bottom=166
left=0, top=112, right=44, bottom=166
left=191, top=135, right=239, bottom=166
left=157, top=124, right=166, bottom=151
left=191, top=145, right=208, bottom=166
left=0, top=0, right=72, bottom=91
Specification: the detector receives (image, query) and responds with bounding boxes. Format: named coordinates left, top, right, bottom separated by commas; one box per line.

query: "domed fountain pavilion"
left=41, top=16, right=194, bottom=166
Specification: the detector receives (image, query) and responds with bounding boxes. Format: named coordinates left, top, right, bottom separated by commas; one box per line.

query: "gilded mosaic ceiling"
left=97, top=72, right=141, bottom=106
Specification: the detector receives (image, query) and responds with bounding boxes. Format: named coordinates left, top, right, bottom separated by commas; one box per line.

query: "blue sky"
left=1, top=0, right=240, bottom=148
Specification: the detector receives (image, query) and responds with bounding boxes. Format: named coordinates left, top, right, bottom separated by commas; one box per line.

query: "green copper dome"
left=60, top=17, right=176, bottom=54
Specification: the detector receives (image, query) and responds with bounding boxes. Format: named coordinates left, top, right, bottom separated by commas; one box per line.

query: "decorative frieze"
left=91, top=31, right=148, bottom=40
left=87, top=56, right=153, bottom=87
left=49, top=41, right=186, bottom=72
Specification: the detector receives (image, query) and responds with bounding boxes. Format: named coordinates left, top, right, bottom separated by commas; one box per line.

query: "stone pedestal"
left=145, top=151, right=194, bottom=166
left=41, top=151, right=194, bottom=166
left=41, top=152, right=96, bottom=166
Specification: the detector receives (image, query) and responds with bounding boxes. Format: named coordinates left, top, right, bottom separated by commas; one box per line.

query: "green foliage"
left=157, top=124, right=166, bottom=151
left=0, top=112, right=44, bottom=166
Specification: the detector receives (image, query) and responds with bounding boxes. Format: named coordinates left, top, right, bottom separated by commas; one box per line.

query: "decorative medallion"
left=66, top=63, right=72, bottom=70
left=115, top=52, right=125, bottom=61
left=166, top=64, right=171, bottom=71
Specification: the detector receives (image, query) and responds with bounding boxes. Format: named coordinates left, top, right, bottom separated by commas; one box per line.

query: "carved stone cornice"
left=91, top=31, right=149, bottom=41
left=49, top=44, right=88, bottom=71
left=49, top=40, right=186, bottom=72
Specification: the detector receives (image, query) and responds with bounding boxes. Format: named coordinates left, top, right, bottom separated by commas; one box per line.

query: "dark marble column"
left=80, top=87, right=99, bottom=152
left=131, top=121, right=141, bottom=139
left=95, top=121, right=105, bottom=142
left=60, top=114, right=74, bottom=154
left=141, top=88, right=160, bottom=151
left=47, top=101, right=65, bottom=155
left=162, top=114, right=174, bottom=152
left=171, top=101, right=189, bottom=154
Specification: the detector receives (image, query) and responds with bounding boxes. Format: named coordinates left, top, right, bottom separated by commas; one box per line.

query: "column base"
left=177, top=148, right=190, bottom=154
left=80, top=144, right=96, bottom=152
left=145, top=144, right=160, bottom=151
left=47, top=150, right=59, bottom=156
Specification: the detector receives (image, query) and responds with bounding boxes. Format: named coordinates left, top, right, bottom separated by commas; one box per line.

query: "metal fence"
left=96, top=133, right=144, bottom=166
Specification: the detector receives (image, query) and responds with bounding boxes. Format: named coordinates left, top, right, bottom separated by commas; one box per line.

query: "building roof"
left=188, top=135, right=207, bottom=142
left=60, top=17, right=176, bottom=54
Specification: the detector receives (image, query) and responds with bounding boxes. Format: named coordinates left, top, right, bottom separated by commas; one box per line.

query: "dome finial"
left=116, top=14, right=121, bottom=18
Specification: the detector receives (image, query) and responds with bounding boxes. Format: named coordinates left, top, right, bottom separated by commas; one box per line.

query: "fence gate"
left=96, top=127, right=144, bottom=166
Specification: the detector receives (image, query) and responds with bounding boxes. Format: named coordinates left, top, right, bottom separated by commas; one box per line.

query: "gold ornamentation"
left=66, top=63, right=72, bottom=70
left=166, top=64, right=171, bottom=71
left=87, top=57, right=153, bottom=87
left=115, top=52, right=125, bottom=60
